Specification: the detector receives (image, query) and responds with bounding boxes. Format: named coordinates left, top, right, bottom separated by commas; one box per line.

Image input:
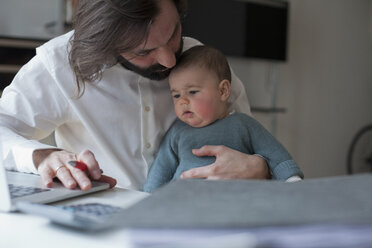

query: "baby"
left=144, top=45, right=303, bottom=192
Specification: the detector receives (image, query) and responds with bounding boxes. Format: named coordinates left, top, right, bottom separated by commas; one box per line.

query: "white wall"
left=0, top=0, right=64, bottom=39
left=1, top=0, right=371, bottom=178
left=230, top=0, right=372, bottom=178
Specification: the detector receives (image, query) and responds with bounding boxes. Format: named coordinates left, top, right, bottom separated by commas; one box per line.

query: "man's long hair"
left=69, top=0, right=187, bottom=97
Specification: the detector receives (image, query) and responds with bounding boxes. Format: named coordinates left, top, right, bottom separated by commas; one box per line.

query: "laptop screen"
left=0, top=136, right=12, bottom=211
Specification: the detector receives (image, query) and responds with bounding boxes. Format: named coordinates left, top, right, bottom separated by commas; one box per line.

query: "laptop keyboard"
left=59, top=203, right=124, bottom=217
left=9, top=184, right=51, bottom=198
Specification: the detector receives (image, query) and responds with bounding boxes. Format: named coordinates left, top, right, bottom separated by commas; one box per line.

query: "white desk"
left=2, top=186, right=372, bottom=248
left=0, top=188, right=257, bottom=248
left=0, top=187, right=149, bottom=248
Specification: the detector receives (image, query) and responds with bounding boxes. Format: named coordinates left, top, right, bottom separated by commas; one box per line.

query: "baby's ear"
left=219, top=79, right=231, bottom=101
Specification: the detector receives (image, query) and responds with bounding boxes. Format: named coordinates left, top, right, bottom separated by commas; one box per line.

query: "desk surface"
left=0, top=187, right=149, bottom=248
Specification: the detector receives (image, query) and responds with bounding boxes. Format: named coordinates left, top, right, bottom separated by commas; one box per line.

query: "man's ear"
left=219, top=79, right=231, bottom=101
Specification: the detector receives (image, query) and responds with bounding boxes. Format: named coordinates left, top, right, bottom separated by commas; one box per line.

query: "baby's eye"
left=189, top=90, right=198, bottom=95
left=172, top=94, right=180, bottom=99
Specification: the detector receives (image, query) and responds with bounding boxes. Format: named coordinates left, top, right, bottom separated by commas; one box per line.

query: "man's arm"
left=0, top=53, right=116, bottom=189
left=0, top=54, right=67, bottom=174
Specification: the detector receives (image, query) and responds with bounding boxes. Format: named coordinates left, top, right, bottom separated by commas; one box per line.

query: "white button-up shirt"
left=0, top=31, right=251, bottom=190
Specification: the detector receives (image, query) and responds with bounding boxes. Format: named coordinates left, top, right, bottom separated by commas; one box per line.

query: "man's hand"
left=34, top=149, right=117, bottom=190
left=180, top=145, right=270, bottom=180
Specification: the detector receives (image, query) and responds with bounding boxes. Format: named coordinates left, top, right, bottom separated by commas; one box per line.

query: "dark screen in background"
left=182, top=0, right=289, bottom=61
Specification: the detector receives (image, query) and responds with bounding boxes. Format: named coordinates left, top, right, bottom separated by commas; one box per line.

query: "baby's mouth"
left=183, top=110, right=193, bottom=117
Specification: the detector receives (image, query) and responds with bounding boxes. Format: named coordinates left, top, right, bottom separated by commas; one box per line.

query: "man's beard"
left=119, top=39, right=184, bottom=81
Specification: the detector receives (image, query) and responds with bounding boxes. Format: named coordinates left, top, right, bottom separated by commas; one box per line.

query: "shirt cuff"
left=286, top=175, right=303, bottom=182
left=6, top=140, right=57, bottom=174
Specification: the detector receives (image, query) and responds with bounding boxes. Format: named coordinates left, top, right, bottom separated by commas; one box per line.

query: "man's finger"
left=68, top=167, right=92, bottom=190
left=77, top=149, right=101, bottom=180
left=38, top=164, right=55, bottom=187
left=192, top=145, right=223, bottom=157
left=54, top=165, right=77, bottom=189
left=180, top=164, right=214, bottom=179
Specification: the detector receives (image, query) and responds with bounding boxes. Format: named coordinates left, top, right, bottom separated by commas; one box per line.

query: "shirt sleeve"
left=228, top=68, right=252, bottom=116
left=286, top=176, right=303, bottom=182
left=0, top=54, right=70, bottom=173
left=143, top=126, right=179, bottom=193
left=243, top=115, right=304, bottom=180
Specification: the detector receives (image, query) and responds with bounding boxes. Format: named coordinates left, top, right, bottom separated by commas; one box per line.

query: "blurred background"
left=0, top=0, right=371, bottom=179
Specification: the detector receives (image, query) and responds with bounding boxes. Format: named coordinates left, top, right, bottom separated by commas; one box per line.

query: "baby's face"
left=169, top=66, right=229, bottom=128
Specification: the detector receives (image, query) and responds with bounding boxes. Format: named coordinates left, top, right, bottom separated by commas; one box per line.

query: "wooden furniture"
left=0, top=37, right=45, bottom=93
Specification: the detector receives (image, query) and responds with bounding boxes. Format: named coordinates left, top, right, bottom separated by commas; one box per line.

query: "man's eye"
left=173, top=94, right=180, bottom=99
left=135, top=51, right=150, bottom=57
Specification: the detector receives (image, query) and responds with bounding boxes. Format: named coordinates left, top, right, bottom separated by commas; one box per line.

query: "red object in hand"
left=68, top=161, right=88, bottom=171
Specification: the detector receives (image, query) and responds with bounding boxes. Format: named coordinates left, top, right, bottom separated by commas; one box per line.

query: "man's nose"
left=155, top=46, right=176, bottom=68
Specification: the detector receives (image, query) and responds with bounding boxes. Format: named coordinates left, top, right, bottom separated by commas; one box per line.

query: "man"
left=0, top=0, right=269, bottom=191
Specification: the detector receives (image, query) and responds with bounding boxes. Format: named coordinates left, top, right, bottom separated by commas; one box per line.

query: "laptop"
left=0, top=140, right=110, bottom=212
left=17, top=173, right=372, bottom=231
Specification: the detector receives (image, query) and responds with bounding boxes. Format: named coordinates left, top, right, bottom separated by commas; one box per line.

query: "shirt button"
left=144, top=106, right=151, bottom=112
left=145, top=142, right=151, bottom=149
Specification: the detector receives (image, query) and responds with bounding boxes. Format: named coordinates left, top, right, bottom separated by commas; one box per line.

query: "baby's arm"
left=143, top=131, right=179, bottom=193
left=245, top=115, right=304, bottom=180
